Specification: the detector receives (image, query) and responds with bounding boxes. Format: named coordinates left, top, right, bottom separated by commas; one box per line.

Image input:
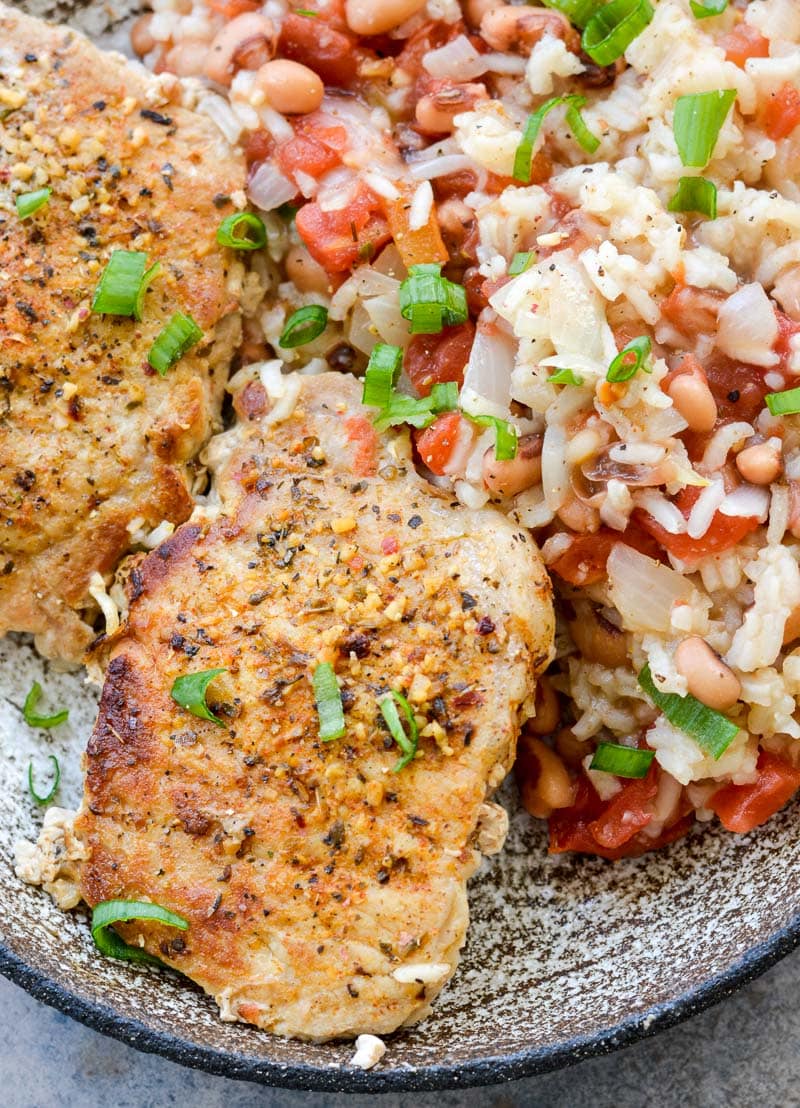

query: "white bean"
left=674, top=636, right=741, bottom=712
left=345, top=0, right=427, bottom=36
left=255, top=60, right=324, bottom=115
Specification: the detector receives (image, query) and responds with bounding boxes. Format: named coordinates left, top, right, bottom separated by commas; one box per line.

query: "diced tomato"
left=775, top=308, right=800, bottom=368
left=344, top=414, right=379, bottom=477
left=279, top=12, right=358, bottom=86
left=380, top=185, right=448, bottom=269
left=414, top=411, right=465, bottom=475
left=276, top=120, right=347, bottom=181
left=635, top=484, right=761, bottom=564
left=206, top=0, right=259, bottom=15
left=394, top=20, right=457, bottom=82
left=761, top=82, right=800, bottom=140
left=708, top=751, right=800, bottom=834
left=719, top=23, right=770, bottom=68
left=405, top=322, right=475, bottom=397
left=243, top=129, right=273, bottom=167
left=295, top=183, right=391, bottom=274
left=661, top=281, right=723, bottom=337
left=549, top=523, right=663, bottom=587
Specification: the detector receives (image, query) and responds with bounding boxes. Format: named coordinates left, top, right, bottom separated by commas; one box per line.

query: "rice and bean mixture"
left=134, top=0, right=800, bottom=858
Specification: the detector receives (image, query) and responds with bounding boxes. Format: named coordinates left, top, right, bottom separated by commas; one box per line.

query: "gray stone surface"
left=3, top=949, right=800, bottom=1108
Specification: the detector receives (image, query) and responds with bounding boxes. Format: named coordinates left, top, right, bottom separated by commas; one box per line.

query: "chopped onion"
left=719, top=484, right=770, bottom=520
left=716, top=283, right=780, bottom=368
left=461, top=325, right=515, bottom=414
left=607, top=544, right=695, bottom=634
left=687, top=477, right=725, bottom=538
left=248, top=162, right=297, bottom=211
left=481, top=52, right=527, bottom=74
left=258, top=361, right=302, bottom=424
left=258, top=105, right=295, bottom=142
left=364, top=293, right=411, bottom=348
left=330, top=266, right=399, bottom=320
left=423, top=35, right=487, bottom=80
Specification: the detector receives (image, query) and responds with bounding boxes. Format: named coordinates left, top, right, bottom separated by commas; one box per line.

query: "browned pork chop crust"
left=76, top=371, right=554, bottom=1041
left=0, top=4, right=245, bottom=661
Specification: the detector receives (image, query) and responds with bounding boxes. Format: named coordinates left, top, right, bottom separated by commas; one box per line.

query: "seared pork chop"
left=0, top=5, right=245, bottom=662
left=76, top=371, right=554, bottom=1041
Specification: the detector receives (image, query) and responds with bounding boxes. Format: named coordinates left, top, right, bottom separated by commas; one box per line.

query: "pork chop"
left=0, top=4, right=245, bottom=662
left=75, top=370, right=554, bottom=1041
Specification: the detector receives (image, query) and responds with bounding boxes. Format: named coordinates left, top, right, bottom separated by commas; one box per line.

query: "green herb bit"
left=216, top=211, right=267, bottom=251
left=582, top=0, right=654, bottom=66
left=148, top=311, right=203, bottom=376
left=16, top=187, right=52, bottom=220
left=668, top=176, right=718, bottom=219
left=379, top=689, right=419, bottom=772
left=91, top=250, right=154, bottom=319
left=170, top=668, right=227, bottom=726
left=673, top=89, right=737, bottom=168
left=638, top=662, right=740, bottom=759
left=362, top=343, right=403, bottom=409
left=91, top=899, right=188, bottom=965
left=590, top=742, right=654, bottom=779
left=22, top=681, right=69, bottom=729
left=279, top=304, right=328, bottom=348
left=765, top=387, right=800, bottom=417
left=606, top=335, right=652, bottom=383
left=689, top=0, right=727, bottom=17
left=398, top=264, right=468, bottom=335
left=549, top=368, right=585, bottom=386
left=28, top=755, right=61, bottom=805
left=313, top=662, right=346, bottom=741
left=508, top=251, right=535, bottom=276
left=465, top=413, right=518, bottom=460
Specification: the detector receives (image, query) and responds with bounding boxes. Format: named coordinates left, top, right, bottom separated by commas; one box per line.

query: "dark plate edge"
left=2, top=912, right=799, bottom=1093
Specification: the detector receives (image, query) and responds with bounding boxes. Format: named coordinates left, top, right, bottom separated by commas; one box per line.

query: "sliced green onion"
left=673, top=89, right=737, bottom=168
left=374, top=380, right=459, bottom=431
left=148, top=311, right=203, bottom=376
left=564, top=96, right=601, bottom=153
left=582, top=0, right=654, bottom=65
left=638, top=662, right=739, bottom=759
left=465, top=414, right=518, bottom=460
left=295, top=7, right=318, bottom=13
left=313, top=662, right=346, bottom=741
left=171, top=668, right=227, bottom=726
left=765, top=388, right=800, bottom=417
left=216, top=211, right=267, bottom=251
left=91, top=250, right=152, bottom=318
left=690, top=0, right=727, bottom=17
left=91, top=899, right=188, bottom=965
left=136, top=262, right=161, bottom=320
left=279, top=304, right=328, bottom=348
left=399, top=264, right=468, bottom=334
left=513, top=95, right=599, bottom=183
left=549, top=368, right=585, bottom=386
left=28, top=755, right=61, bottom=805
left=379, top=689, right=419, bottom=772
left=16, top=187, right=52, bottom=220
left=362, top=343, right=403, bottom=409
left=668, top=176, right=718, bottom=219
left=508, top=252, right=535, bottom=276
left=606, top=335, right=652, bottom=383
left=590, top=742, right=654, bottom=778
left=22, top=681, right=69, bottom=729
left=541, top=0, right=605, bottom=29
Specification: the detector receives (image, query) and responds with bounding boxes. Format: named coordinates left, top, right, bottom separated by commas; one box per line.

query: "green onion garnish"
left=313, top=662, right=346, bottom=741
left=28, top=755, right=61, bottom=805
left=170, top=668, right=227, bottom=726
left=549, top=368, right=584, bottom=386
left=581, top=0, right=654, bottom=65
left=91, top=899, right=188, bottom=965
left=362, top=343, right=403, bottom=409
left=590, top=742, right=654, bottom=778
left=378, top=689, right=419, bottom=772
left=638, top=662, right=739, bottom=759
left=541, top=0, right=605, bottom=29
left=398, top=264, right=468, bottom=335
left=690, top=0, right=727, bottom=17
left=16, top=187, right=52, bottom=220
left=295, top=7, right=318, bottom=13
left=765, top=388, right=800, bottom=417
left=673, top=89, right=737, bottom=168
left=606, top=335, right=652, bottom=383
left=279, top=304, right=328, bottom=348
left=216, top=211, right=267, bottom=251
left=513, top=95, right=599, bottom=183
left=374, top=381, right=459, bottom=431
left=668, top=176, right=718, bottom=219
left=92, top=250, right=159, bottom=319
left=22, top=681, right=69, bottom=729
left=508, top=252, right=535, bottom=276
left=148, top=311, right=203, bottom=376
left=465, top=413, right=518, bottom=460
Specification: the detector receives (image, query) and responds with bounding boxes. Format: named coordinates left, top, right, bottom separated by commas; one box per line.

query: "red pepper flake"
left=344, top=415, right=379, bottom=477
left=476, top=616, right=495, bottom=636
left=381, top=535, right=399, bottom=555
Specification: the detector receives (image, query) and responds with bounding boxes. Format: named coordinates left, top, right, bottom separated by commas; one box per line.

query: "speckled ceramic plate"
left=2, top=0, right=800, bottom=1093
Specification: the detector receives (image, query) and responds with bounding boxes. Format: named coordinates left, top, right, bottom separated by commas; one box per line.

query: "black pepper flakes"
left=407, top=514, right=423, bottom=529
left=141, top=109, right=173, bottom=126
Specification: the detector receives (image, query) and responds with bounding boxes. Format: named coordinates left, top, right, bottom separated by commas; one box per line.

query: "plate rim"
left=2, top=908, right=799, bottom=1092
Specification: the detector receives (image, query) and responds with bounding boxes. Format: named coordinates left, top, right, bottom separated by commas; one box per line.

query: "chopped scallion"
left=606, top=335, right=652, bottom=383
left=689, top=0, right=727, bottom=17
left=22, top=681, right=69, bottom=729
left=92, top=250, right=155, bottom=319
left=581, top=0, right=654, bottom=65
left=91, top=899, right=188, bottom=965
left=564, top=96, right=601, bottom=153
left=513, top=95, right=599, bottom=184
left=541, top=0, right=605, bottom=29
left=16, top=187, right=52, bottom=220
left=508, top=251, right=535, bottom=276
left=170, top=668, right=227, bottom=726
left=399, top=264, right=468, bottom=334
left=374, top=380, right=459, bottom=431
left=362, top=343, right=403, bottom=409
left=765, top=388, right=800, bottom=417
left=148, top=311, right=203, bottom=376
left=638, top=662, right=740, bottom=759
left=465, top=413, right=518, bottom=460
left=590, top=742, right=654, bottom=778
left=378, top=689, right=419, bottom=772
left=549, top=368, right=585, bottom=386
left=673, top=89, right=737, bottom=168
left=28, top=755, right=61, bottom=805
left=313, top=662, right=346, bottom=741
left=216, top=211, right=267, bottom=251
left=279, top=304, right=328, bottom=348
left=668, top=176, right=718, bottom=219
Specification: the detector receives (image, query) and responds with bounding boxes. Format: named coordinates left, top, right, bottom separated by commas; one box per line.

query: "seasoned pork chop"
left=0, top=5, right=245, bottom=662
left=76, top=371, right=554, bottom=1041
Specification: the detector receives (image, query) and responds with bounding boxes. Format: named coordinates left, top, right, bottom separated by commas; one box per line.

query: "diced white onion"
left=716, top=283, right=780, bottom=368
left=481, top=51, right=527, bottom=74
left=719, top=484, right=770, bottom=520
left=258, top=105, right=295, bottom=142
left=258, top=361, right=302, bottom=424
left=330, top=267, right=400, bottom=320
left=607, top=544, right=695, bottom=634
left=364, top=294, right=411, bottom=348
left=461, top=324, right=515, bottom=415
left=294, top=169, right=318, bottom=199
left=423, top=35, right=487, bottom=80
left=248, top=162, right=297, bottom=211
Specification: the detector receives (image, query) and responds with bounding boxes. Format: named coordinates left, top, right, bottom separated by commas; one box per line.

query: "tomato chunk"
left=207, top=0, right=259, bottom=15
left=549, top=524, right=662, bottom=587
left=295, top=183, right=391, bottom=274
left=719, top=24, right=770, bottom=67
left=708, top=751, right=800, bottom=834
left=276, top=120, right=347, bottom=181
left=414, top=411, right=465, bottom=475
left=279, top=12, right=358, bottom=86
left=762, top=82, right=800, bottom=140
left=405, top=322, right=475, bottom=397
left=344, top=414, right=379, bottom=477
left=636, top=485, right=760, bottom=565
